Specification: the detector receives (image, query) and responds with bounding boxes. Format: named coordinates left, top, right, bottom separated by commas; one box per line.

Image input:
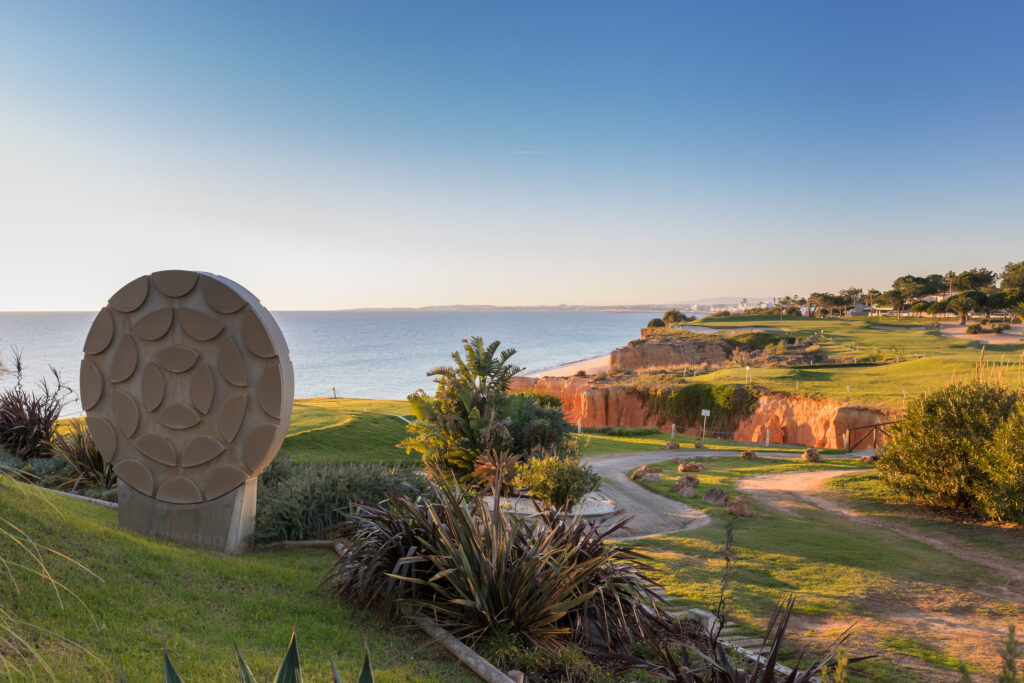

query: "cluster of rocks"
left=629, top=457, right=754, bottom=517
left=630, top=464, right=663, bottom=481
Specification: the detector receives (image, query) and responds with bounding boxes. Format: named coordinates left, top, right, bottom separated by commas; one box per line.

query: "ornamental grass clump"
left=47, top=420, right=116, bottom=495
left=324, top=482, right=668, bottom=655
left=0, top=351, right=72, bottom=460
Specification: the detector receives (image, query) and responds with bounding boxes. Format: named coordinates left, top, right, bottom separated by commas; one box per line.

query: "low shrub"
left=593, top=426, right=663, bottom=437
left=647, top=318, right=666, bottom=328
left=802, top=447, right=822, bottom=463
left=877, top=382, right=1020, bottom=516
left=992, top=322, right=1010, bottom=334
left=325, top=483, right=668, bottom=655
left=0, top=352, right=72, bottom=460
left=254, top=455, right=427, bottom=542
left=513, top=453, right=601, bottom=509
left=966, top=324, right=983, bottom=334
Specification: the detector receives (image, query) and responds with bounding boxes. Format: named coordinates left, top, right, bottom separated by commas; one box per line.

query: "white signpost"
left=701, top=408, right=711, bottom=440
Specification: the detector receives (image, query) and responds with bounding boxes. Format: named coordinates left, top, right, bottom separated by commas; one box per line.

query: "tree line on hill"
left=771, top=261, right=1024, bottom=323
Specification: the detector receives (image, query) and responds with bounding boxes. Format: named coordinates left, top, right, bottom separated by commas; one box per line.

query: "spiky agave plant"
left=125, top=632, right=374, bottom=682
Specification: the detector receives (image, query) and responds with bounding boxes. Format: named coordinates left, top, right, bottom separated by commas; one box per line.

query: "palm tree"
left=946, top=295, right=974, bottom=325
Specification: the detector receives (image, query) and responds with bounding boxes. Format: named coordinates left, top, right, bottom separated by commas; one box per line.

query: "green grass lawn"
left=655, top=314, right=1024, bottom=407
left=626, top=456, right=1024, bottom=680
left=281, top=397, right=417, bottom=465
left=0, top=477, right=472, bottom=681
left=277, top=397, right=822, bottom=464
left=573, top=429, right=841, bottom=457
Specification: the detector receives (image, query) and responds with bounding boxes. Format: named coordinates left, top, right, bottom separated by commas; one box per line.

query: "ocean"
left=0, top=310, right=662, bottom=414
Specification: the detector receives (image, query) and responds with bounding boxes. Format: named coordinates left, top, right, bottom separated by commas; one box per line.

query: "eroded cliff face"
left=508, top=375, right=894, bottom=448
left=732, top=395, right=893, bottom=449
left=508, top=376, right=660, bottom=429
left=609, top=336, right=731, bottom=372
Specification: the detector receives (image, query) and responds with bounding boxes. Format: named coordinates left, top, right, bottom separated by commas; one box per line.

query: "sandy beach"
left=523, top=353, right=611, bottom=378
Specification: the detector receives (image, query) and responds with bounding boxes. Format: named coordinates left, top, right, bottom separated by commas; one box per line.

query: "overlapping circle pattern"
left=81, top=271, right=294, bottom=504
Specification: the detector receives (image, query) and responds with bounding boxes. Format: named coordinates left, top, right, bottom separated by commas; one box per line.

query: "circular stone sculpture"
left=81, top=271, right=294, bottom=553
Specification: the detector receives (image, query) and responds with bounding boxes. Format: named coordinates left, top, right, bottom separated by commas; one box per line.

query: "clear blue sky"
left=1, top=1, right=1022, bottom=310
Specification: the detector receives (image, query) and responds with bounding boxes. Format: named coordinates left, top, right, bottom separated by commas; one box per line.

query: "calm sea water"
left=0, top=310, right=662, bottom=414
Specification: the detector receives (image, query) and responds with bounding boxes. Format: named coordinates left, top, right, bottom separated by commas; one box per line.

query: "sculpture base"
left=118, top=478, right=257, bottom=554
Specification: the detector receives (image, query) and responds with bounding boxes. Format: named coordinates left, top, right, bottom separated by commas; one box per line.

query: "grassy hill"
left=647, top=314, right=1024, bottom=407
left=0, top=478, right=472, bottom=681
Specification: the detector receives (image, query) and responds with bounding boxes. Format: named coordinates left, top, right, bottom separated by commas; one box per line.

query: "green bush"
left=645, top=383, right=759, bottom=433
left=254, top=455, right=427, bottom=542
left=401, top=338, right=569, bottom=482
left=647, top=318, right=666, bottom=328
left=966, top=323, right=983, bottom=334
left=975, top=406, right=1024, bottom=523
left=504, top=393, right=572, bottom=456
left=726, top=332, right=781, bottom=351
left=513, top=453, right=601, bottom=509
left=877, top=382, right=1020, bottom=514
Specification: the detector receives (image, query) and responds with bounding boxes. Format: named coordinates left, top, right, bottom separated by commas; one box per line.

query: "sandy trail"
left=738, top=469, right=1024, bottom=585
left=738, top=468, right=1024, bottom=681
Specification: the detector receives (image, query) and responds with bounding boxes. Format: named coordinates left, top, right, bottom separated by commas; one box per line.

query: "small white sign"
left=701, top=409, right=711, bottom=417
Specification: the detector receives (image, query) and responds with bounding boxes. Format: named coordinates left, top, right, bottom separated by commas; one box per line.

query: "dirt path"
left=738, top=468, right=1024, bottom=681
left=584, top=450, right=864, bottom=540
left=584, top=452, right=711, bottom=539
left=738, top=469, right=1024, bottom=586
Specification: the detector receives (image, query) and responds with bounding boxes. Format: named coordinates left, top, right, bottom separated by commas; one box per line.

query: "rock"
left=661, top=441, right=681, bottom=450
left=671, top=456, right=687, bottom=464
left=631, top=464, right=663, bottom=481
left=860, top=454, right=878, bottom=463
left=693, top=442, right=708, bottom=450
left=682, top=462, right=704, bottom=472
left=740, top=450, right=757, bottom=459
left=701, top=488, right=729, bottom=506
left=671, top=474, right=700, bottom=492
left=802, top=447, right=822, bottom=463
left=680, top=486, right=699, bottom=498
left=725, top=495, right=755, bottom=517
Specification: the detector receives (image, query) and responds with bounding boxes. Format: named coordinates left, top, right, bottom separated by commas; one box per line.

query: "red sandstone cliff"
left=609, top=336, right=731, bottom=372
left=509, top=375, right=894, bottom=449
